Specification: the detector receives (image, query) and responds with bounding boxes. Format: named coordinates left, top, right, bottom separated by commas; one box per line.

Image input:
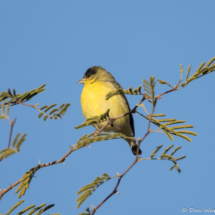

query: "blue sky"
left=1, top=1, right=215, bottom=215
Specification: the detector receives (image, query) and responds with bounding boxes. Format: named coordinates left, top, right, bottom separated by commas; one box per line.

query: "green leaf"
left=49, top=108, right=58, bottom=115
left=157, top=79, right=172, bottom=87
left=78, top=213, right=90, bottom=215
left=0, top=113, right=6, bottom=119
left=75, top=109, right=110, bottom=129
left=76, top=190, right=93, bottom=209
left=1, top=91, right=11, bottom=98
left=6, top=104, right=10, bottom=116
left=163, top=120, right=185, bottom=126
left=197, top=62, right=206, bottom=72
left=20, top=92, right=30, bottom=101
left=38, top=113, right=43, bottom=118
left=170, top=125, right=193, bottom=130
left=44, top=104, right=57, bottom=113
left=37, top=84, right=46, bottom=90
left=176, top=155, right=186, bottom=161
left=160, top=154, right=176, bottom=162
left=6, top=200, right=25, bottom=215
left=40, top=105, right=48, bottom=110
left=157, top=118, right=176, bottom=122
left=106, top=86, right=142, bottom=100
left=0, top=148, right=17, bottom=160
left=161, top=145, right=174, bottom=155
left=186, top=65, right=191, bottom=81
left=26, top=204, right=47, bottom=215
left=205, top=57, right=215, bottom=67
left=76, top=132, right=136, bottom=149
left=174, top=133, right=191, bottom=142
left=34, top=204, right=55, bottom=215
left=152, top=114, right=165, bottom=117
left=59, top=103, right=70, bottom=116
left=15, top=167, right=37, bottom=198
left=17, top=205, right=36, bottom=214
left=163, top=130, right=174, bottom=141
left=12, top=133, right=21, bottom=148
left=43, top=115, right=48, bottom=121
left=76, top=173, right=111, bottom=209
left=106, top=88, right=124, bottom=100
left=170, top=166, right=175, bottom=171
left=170, top=146, right=181, bottom=156
left=174, top=130, right=197, bottom=136
left=150, top=145, right=163, bottom=158
left=16, top=133, right=27, bottom=150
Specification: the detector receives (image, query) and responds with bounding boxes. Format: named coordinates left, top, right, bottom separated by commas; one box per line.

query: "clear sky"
left=1, top=1, right=215, bottom=215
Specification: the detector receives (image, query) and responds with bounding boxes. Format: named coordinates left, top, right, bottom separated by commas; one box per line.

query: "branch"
left=0, top=145, right=78, bottom=200
left=91, top=109, right=154, bottom=215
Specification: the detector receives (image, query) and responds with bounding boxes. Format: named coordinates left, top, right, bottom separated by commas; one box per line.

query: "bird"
left=78, top=66, right=142, bottom=155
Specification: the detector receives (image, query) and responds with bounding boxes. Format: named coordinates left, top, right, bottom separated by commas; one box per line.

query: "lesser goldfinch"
left=78, top=66, right=142, bottom=155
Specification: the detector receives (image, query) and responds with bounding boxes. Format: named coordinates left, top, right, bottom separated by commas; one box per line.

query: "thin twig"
left=16, top=100, right=38, bottom=109
left=155, top=79, right=182, bottom=99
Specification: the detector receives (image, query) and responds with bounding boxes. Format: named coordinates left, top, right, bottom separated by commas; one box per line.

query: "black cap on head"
left=84, top=66, right=105, bottom=78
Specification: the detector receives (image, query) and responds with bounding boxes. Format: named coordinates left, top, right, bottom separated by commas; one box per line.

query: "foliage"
left=0, top=84, right=46, bottom=105
left=75, top=132, right=136, bottom=149
left=0, top=84, right=70, bottom=121
left=75, top=109, right=110, bottom=129
left=146, top=144, right=186, bottom=172
left=156, top=57, right=215, bottom=88
left=106, top=85, right=142, bottom=100
left=37, top=103, right=70, bottom=121
left=137, top=111, right=197, bottom=142
left=76, top=173, right=111, bottom=209
left=0, top=133, right=27, bottom=160
left=15, top=167, right=37, bottom=198
left=4, top=200, right=57, bottom=215
left=142, top=76, right=157, bottom=108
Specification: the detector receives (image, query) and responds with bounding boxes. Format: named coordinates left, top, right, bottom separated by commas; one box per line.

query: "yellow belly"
left=80, top=81, right=133, bottom=136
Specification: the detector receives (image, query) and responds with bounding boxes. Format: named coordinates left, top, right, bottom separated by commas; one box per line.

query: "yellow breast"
left=80, top=81, right=133, bottom=136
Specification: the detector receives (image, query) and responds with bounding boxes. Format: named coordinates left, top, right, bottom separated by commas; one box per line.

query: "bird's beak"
left=78, top=78, right=86, bottom=84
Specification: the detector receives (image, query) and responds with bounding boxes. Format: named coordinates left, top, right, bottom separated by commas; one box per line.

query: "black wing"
left=109, top=80, right=135, bottom=137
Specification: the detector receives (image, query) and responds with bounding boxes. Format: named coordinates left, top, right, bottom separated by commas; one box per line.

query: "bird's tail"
left=126, top=139, right=142, bottom=155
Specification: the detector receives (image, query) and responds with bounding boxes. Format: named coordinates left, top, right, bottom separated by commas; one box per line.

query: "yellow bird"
left=78, top=66, right=142, bottom=155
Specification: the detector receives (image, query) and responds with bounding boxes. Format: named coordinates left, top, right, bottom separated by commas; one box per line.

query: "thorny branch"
left=0, top=78, right=181, bottom=201
left=0, top=145, right=77, bottom=200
